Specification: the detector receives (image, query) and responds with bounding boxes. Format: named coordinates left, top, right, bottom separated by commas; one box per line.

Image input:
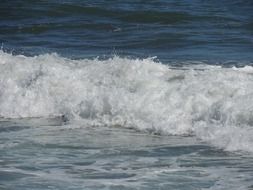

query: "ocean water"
left=1, top=1, right=253, bottom=189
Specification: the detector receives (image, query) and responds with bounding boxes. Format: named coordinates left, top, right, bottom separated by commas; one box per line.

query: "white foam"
left=1, top=50, right=253, bottom=152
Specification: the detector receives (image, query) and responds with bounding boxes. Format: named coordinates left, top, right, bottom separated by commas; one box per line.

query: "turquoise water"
left=1, top=1, right=253, bottom=189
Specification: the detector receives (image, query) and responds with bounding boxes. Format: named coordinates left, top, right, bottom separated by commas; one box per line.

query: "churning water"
left=1, top=1, right=253, bottom=189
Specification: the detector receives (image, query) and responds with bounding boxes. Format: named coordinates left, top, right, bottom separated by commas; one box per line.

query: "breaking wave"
left=1, top=50, right=253, bottom=152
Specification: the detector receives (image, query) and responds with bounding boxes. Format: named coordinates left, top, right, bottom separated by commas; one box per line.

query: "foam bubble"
left=1, top=50, right=253, bottom=152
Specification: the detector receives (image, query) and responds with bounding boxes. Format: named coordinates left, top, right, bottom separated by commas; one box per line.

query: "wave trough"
left=1, top=50, right=253, bottom=152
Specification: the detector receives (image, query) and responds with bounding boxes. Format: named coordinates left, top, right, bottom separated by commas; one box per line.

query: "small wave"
left=119, top=11, right=191, bottom=24
left=1, top=50, right=253, bottom=152
left=49, top=4, right=192, bottom=24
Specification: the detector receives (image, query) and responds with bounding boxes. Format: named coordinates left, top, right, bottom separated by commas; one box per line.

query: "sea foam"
left=0, top=50, right=253, bottom=152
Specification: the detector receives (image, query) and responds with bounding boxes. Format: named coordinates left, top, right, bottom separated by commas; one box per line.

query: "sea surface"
left=1, top=1, right=253, bottom=189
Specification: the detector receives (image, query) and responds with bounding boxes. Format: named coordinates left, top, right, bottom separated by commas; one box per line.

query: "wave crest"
left=1, top=51, right=253, bottom=152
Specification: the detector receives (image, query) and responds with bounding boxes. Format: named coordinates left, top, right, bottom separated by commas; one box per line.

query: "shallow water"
left=0, top=118, right=253, bottom=190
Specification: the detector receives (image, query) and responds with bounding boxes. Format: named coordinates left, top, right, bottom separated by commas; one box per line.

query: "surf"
left=1, top=50, right=253, bottom=152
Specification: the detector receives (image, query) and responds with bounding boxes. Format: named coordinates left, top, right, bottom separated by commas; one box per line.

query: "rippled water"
left=1, top=1, right=253, bottom=190
left=1, top=0, right=253, bottom=61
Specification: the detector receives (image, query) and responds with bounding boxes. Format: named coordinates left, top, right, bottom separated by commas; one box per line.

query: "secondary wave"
left=0, top=50, right=253, bottom=152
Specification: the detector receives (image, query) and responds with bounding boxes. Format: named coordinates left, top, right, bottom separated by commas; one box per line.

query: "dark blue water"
left=1, top=0, right=253, bottom=62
